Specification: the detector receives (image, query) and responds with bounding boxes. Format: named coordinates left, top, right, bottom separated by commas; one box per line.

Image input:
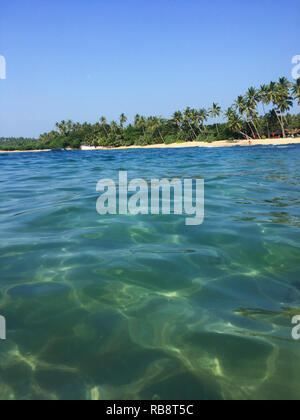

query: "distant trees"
left=55, top=120, right=74, bottom=136
left=0, top=137, right=38, bottom=151
left=1, top=76, right=300, bottom=151
left=224, top=108, right=251, bottom=140
left=227, top=77, right=298, bottom=139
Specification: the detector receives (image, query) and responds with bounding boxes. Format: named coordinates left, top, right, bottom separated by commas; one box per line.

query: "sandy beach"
left=0, top=149, right=53, bottom=153
left=1, top=138, right=300, bottom=153
left=103, top=138, right=300, bottom=150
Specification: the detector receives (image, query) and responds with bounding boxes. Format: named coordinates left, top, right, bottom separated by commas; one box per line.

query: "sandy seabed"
left=1, top=138, right=300, bottom=153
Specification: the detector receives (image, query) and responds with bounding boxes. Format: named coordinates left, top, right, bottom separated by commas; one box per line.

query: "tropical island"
left=1, top=77, right=300, bottom=152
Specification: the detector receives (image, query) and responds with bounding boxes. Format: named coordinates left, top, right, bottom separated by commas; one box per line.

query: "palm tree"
left=259, top=84, right=271, bottom=138
left=73, top=122, right=82, bottom=132
left=292, top=78, right=300, bottom=106
left=149, top=116, right=165, bottom=143
left=110, top=121, right=118, bottom=134
left=134, top=114, right=141, bottom=127
left=184, top=107, right=197, bottom=140
left=56, top=120, right=66, bottom=136
left=278, top=77, right=292, bottom=121
left=245, top=87, right=261, bottom=138
left=55, top=120, right=73, bottom=136
left=134, top=114, right=147, bottom=135
left=119, top=113, right=127, bottom=129
left=278, top=77, right=292, bottom=91
left=275, top=86, right=293, bottom=137
left=267, top=81, right=287, bottom=137
left=224, top=107, right=251, bottom=140
left=209, top=103, right=222, bottom=134
left=173, top=111, right=184, bottom=131
left=198, top=108, right=208, bottom=133
left=190, top=109, right=200, bottom=134
left=234, top=96, right=255, bottom=138
left=100, top=116, right=108, bottom=136
left=268, top=81, right=278, bottom=105
left=66, top=120, right=74, bottom=133
left=140, top=116, right=147, bottom=136
left=269, top=78, right=293, bottom=138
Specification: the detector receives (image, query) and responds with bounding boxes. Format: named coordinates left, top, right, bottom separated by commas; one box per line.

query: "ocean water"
left=0, top=145, right=300, bottom=400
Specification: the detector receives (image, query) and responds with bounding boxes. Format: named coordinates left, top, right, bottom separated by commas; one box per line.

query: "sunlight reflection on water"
left=0, top=145, right=300, bottom=400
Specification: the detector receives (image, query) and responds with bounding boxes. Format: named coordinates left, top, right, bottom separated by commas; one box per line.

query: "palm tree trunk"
left=103, top=125, right=108, bottom=136
left=246, top=120, right=255, bottom=139
left=279, top=110, right=286, bottom=138
left=158, top=129, right=164, bottom=143
left=272, top=104, right=286, bottom=138
left=238, top=130, right=251, bottom=140
left=274, top=110, right=285, bottom=138
left=262, top=104, right=270, bottom=138
left=188, top=122, right=197, bottom=140
left=251, top=120, right=261, bottom=139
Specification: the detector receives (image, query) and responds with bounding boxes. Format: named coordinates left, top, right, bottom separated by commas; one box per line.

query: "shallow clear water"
left=0, top=145, right=300, bottom=400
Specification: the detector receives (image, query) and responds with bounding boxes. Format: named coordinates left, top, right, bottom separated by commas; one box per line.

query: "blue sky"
left=0, top=0, right=299, bottom=137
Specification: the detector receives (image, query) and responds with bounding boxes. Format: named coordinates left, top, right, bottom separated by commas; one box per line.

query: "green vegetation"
left=0, top=137, right=41, bottom=151
left=1, top=77, right=300, bottom=151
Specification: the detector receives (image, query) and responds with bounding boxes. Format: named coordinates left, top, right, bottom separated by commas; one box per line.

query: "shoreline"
left=1, top=138, right=300, bottom=153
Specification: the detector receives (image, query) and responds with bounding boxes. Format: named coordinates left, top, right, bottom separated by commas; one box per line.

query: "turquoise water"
left=0, top=145, right=300, bottom=400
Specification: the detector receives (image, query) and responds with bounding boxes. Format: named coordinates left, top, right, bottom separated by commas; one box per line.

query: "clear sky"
left=0, top=0, right=299, bottom=137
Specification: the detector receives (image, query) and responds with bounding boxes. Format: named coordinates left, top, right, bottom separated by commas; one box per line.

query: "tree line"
left=1, top=77, right=300, bottom=151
